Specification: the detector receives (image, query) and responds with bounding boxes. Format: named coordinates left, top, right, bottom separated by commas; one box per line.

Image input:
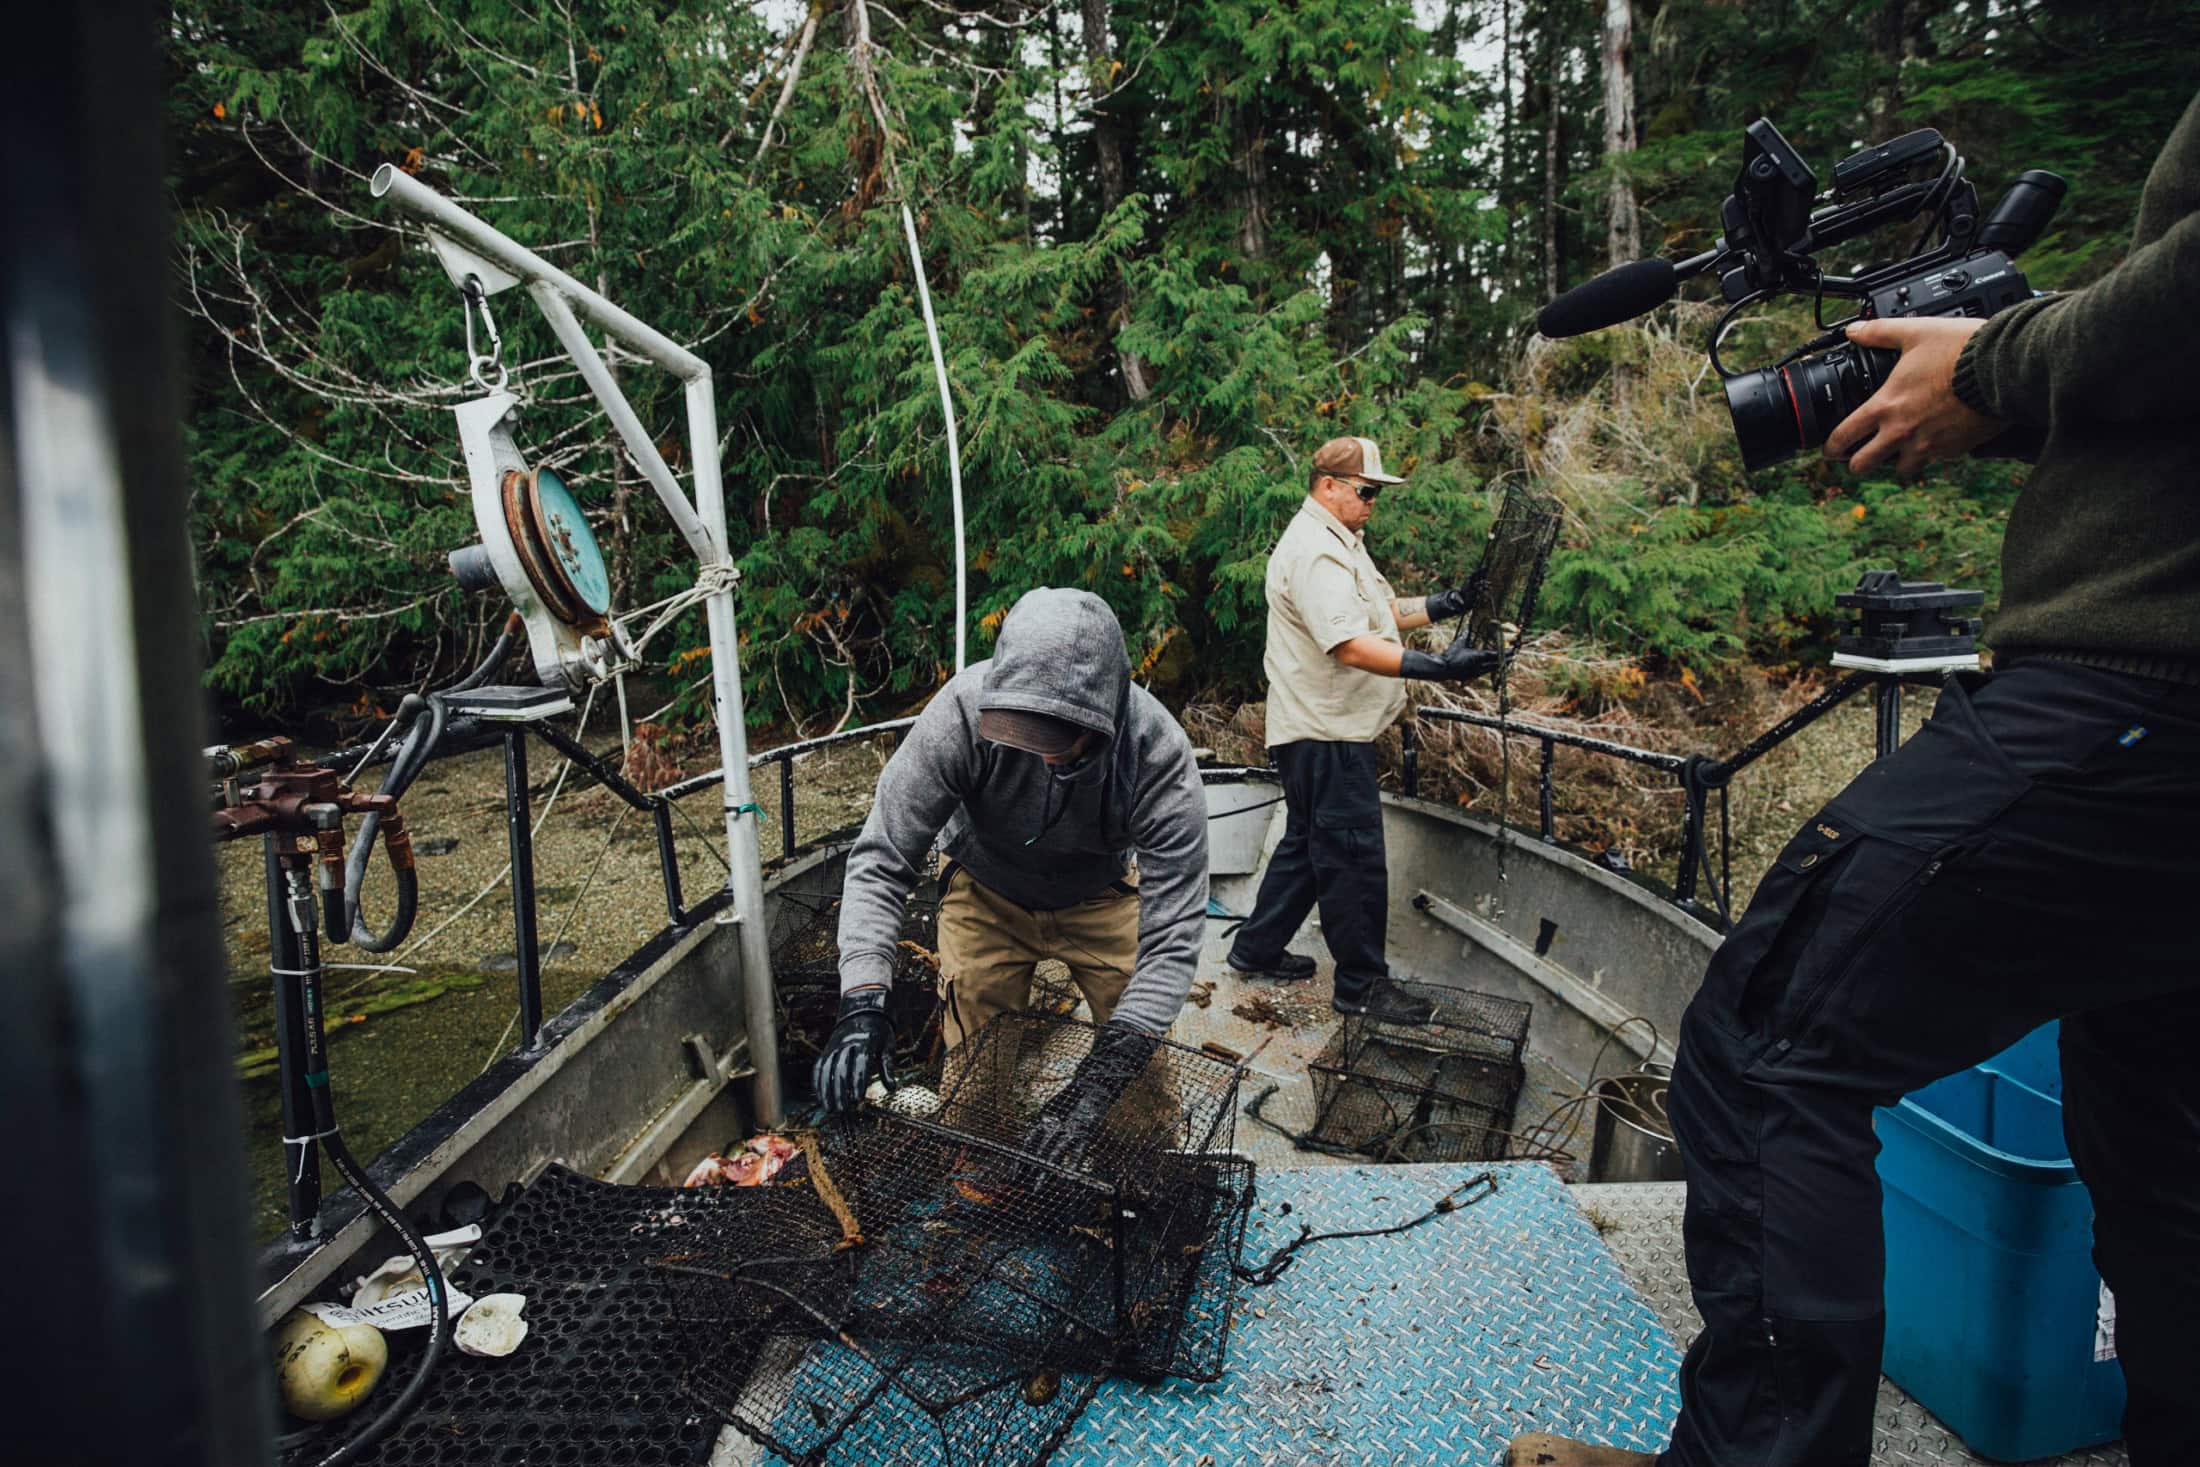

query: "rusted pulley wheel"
left=500, top=465, right=611, bottom=631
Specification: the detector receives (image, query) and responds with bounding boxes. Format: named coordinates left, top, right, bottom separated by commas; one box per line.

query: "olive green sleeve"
left=1953, top=94, right=2200, bottom=426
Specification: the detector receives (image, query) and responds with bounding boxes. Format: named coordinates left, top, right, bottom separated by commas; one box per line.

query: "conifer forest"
left=170, top=1, right=2200, bottom=735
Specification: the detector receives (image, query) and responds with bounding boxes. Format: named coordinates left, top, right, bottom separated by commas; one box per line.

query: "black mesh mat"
left=276, top=1164, right=742, bottom=1467
left=1308, top=983, right=1531, bottom=1163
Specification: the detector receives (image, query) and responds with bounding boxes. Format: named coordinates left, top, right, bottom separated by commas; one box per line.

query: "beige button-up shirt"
left=1261, top=497, right=1409, bottom=746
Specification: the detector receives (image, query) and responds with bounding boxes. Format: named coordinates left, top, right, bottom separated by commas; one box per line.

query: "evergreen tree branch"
left=750, top=4, right=823, bottom=180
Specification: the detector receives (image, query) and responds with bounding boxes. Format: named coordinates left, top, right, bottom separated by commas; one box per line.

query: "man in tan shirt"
left=1227, top=436, right=1498, bottom=1025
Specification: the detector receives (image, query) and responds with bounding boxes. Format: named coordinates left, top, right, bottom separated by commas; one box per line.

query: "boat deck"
left=1574, top=1183, right=2129, bottom=1467
left=1129, top=912, right=2132, bottom=1467
left=709, top=900, right=2131, bottom=1466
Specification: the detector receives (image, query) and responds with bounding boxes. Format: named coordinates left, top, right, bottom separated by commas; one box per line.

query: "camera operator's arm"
left=1951, top=93, right=2200, bottom=426
left=1824, top=317, right=2006, bottom=477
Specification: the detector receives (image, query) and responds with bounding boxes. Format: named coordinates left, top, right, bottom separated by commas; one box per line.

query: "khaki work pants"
left=936, top=865, right=1139, bottom=1051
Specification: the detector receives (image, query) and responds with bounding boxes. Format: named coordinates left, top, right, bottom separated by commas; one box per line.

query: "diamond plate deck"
left=1571, top=1183, right=2130, bottom=1467
left=1058, top=1161, right=1680, bottom=1465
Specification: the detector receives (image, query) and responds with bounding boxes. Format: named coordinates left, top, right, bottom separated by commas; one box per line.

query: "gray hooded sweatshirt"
left=835, top=588, right=1209, bottom=1035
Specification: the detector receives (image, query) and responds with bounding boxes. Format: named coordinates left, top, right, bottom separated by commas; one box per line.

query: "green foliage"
left=166, top=0, right=2188, bottom=728
left=1485, top=311, right=2025, bottom=676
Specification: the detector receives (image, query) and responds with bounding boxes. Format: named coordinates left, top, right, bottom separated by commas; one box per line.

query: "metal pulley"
left=436, top=257, right=634, bottom=688
left=447, top=391, right=634, bottom=690
left=501, top=462, right=612, bottom=625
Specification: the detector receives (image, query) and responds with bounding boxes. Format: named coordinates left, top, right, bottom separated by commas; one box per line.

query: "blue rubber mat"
left=1057, top=1161, right=1681, bottom=1465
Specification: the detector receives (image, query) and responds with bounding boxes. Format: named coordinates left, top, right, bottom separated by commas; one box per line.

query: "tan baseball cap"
left=1312, top=436, right=1407, bottom=485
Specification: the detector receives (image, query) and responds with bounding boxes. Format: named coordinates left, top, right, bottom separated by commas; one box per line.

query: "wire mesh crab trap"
left=665, top=1149, right=1255, bottom=1467
left=1307, top=982, right=1531, bottom=1163
left=673, top=1287, right=1105, bottom=1467
left=656, top=1015, right=1252, bottom=1461
left=1464, top=482, right=1563, bottom=654
left=772, top=893, right=943, bottom=1079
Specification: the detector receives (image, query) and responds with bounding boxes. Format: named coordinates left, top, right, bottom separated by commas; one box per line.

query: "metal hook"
left=461, top=274, right=509, bottom=391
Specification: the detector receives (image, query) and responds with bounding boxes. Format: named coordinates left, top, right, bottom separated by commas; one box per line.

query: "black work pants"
left=1233, top=740, right=1389, bottom=1001
left=1662, top=662, right=2200, bottom=1467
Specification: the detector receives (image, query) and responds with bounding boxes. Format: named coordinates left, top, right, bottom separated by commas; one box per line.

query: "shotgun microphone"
left=1536, top=257, right=1680, bottom=339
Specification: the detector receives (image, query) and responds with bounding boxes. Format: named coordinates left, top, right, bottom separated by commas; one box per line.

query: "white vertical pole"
left=684, top=374, right=783, bottom=1127
left=901, top=204, right=967, bottom=672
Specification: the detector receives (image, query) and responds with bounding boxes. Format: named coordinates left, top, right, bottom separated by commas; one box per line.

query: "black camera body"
left=1715, top=121, right=2066, bottom=469
left=1536, top=119, right=2066, bottom=470
left=1724, top=245, right=2039, bottom=471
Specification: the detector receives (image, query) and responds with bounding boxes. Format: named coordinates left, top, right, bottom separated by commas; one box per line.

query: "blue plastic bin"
left=1875, top=1022, right=2126, bottom=1460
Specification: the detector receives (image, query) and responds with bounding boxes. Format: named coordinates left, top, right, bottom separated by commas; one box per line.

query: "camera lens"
left=1724, top=367, right=1802, bottom=471
left=1723, top=344, right=1897, bottom=470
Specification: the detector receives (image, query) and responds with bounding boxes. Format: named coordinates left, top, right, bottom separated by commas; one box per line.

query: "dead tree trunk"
left=1082, top=0, right=1150, bottom=400
left=1600, top=0, right=1640, bottom=269
left=1236, top=105, right=1268, bottom=262
left=1542, top=32, right=1562, bottom=303
left=1868, top=0, right=1910, bottom=139
left=1501, top=0, right=1517, bottom=273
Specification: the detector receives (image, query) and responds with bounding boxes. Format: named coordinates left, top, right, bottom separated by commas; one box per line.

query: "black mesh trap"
left=666, top=1150, right=1255, bottom=1466
left=1465, top=483, right=1563, bottom=653
left=1308, top=983, right=1531, bottom=1163
left=773, top=893, right=943, bottom=1075
left=669, top=1259, right=1104, bottom=1467
left=652, top=1015, right=1251, bottom=1464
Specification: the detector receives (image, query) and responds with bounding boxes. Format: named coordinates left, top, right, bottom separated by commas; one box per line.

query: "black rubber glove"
left=813, top=987, right=892, bottom=1115
left=1399, top=630, right=1505, bottom=683
left=1017, top=1020, right=1161, bottom=1176
left=1423, top=570, right=1486, bottom=624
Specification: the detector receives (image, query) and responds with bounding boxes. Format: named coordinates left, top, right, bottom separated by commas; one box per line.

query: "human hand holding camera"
left=1825, top=317, right=2005, bottom=477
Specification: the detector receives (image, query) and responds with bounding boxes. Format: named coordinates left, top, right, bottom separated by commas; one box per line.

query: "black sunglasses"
left=1352, top=481, right=1381, bottom=503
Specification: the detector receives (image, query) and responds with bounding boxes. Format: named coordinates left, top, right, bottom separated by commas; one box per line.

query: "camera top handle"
left=1717, top=119, right=1977, bottom=301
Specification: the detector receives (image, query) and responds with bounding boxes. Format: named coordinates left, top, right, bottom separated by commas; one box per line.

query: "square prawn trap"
left=1307, top=982, right=1531, bottom=1163
left=658, top=1013, right=1256, bottom=1467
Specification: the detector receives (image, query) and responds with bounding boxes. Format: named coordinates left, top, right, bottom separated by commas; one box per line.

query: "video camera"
left=1538, top=119, right=2067, bottom=469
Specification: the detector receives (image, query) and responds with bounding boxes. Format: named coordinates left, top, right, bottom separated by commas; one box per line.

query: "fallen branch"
left=799, top=1131, right=865, bottom=1249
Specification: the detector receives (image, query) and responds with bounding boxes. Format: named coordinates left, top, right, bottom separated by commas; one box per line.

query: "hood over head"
left=980, top=588, right=1130, bottom=749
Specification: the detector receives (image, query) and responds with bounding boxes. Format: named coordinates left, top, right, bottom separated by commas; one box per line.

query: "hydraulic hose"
left=343, top=695, right=441, bottom=952
left=284, top=868, right=450, bottom=1467
left=341, top=614, right=521, bottom=950
left=449, top=612, right=524, bottom=693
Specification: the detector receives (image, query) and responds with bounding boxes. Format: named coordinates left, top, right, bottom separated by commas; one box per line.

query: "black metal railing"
left=662, top=716, right=918, bottom=864
left=327, top=711, right=917, bottom=1048
left=1402, top=667, right=1937, bottom=927
left=261, top=711, right=918, bottom=1241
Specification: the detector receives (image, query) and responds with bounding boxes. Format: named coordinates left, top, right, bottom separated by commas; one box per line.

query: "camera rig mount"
left=1539, top=117, right=2066, bottom=470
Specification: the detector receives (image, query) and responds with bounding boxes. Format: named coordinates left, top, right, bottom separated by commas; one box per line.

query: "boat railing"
left=315, top=713, right=917, bottom=1065
left=1410, top=668, right=1933, bottom=928
left=663, top=717, right=918, bottom=863
left=317, top=666, right=1907, bottom=1083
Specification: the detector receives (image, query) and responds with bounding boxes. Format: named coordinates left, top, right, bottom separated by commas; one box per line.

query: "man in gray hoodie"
left=813, top=588, right=1209, bottom=1163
